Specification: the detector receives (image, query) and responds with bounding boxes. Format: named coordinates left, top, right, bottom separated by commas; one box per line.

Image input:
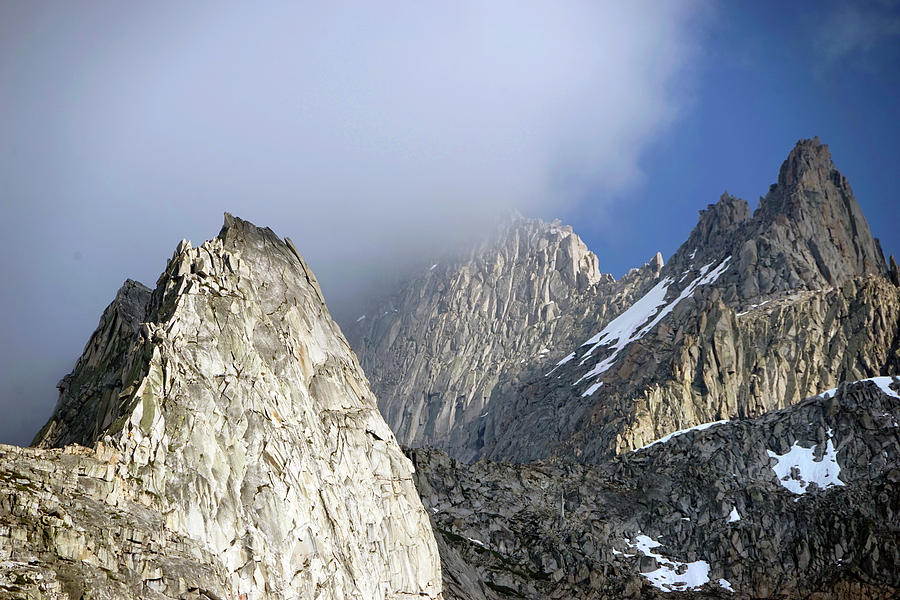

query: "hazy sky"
left=1, top=1, right=899, bottom=445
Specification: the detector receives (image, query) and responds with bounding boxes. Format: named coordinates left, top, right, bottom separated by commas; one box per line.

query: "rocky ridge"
left=2, top=215, right=443, bottom=600
left=412, top=377, right=900, bottom=599
left=349, top=138, right=900, bottom=464
left=348, top=216, right=665, bottom=458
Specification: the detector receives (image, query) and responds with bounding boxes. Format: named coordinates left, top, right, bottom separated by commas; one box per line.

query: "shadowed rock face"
left=346, top=215, right=626, bottom=456
left=349, top=138, right=900, bottom=464
left=412, top=378, right=900, bottom=600
left=4, top=215, right=443, bottom=600
left=32, top=279, right=152, bottom=449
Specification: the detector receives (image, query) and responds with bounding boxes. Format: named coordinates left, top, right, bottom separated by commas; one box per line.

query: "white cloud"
left=57, top=2, right=704, bottom=303
left=0, top=1, right=708, bottom=442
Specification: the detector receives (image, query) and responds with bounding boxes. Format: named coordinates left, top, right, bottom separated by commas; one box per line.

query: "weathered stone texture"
left=350, top=138, right=900, bottom=466
left=412, top=379, right=900, bottom=599
left=347, top=215, right=640, bottom=453
left=6, top=215, right=443, bottom=600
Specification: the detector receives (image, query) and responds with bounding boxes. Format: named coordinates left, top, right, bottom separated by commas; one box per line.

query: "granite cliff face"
left=350, top=217, right=605, bottom=452
left=348, top=217, right=663, bottom=458
left=3, top=138, right=898, bottom=600
left=2, top=216, right=443, bottom=600
left=413, top=377, right=900, bottom=599
left=348, top=138, right=900, bottom=464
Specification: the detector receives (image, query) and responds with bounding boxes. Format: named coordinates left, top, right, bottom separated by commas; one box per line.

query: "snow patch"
left=574, top=256, right=731, bottom=389
left=429, top=264, right=438, bottom=270
left=727, top=507, right=740, bottom=522
left=545, top=352, right=575, bottom=377
left=736, top=299, right=770, bottom=317
left=638, top=420, right=729, bottom=450
left=872, top=377, right=900, bottom=399
left=718, top=579, right=734, bottom=592
left=582, top=381, right=603, bottom=397
left=626, top=534, right=710, bottom=592
left=355, top=315, right=366, bottom=322
left=767, top=429, right=844, bottom=494
left=579, top=277, right=673, bottom=365
left=820, top=376, right=900, bottom=400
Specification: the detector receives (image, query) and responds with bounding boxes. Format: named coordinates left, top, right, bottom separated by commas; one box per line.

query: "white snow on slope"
left=727, top=507, right=740, bottom=522
left=355, top=314, right=366, bottom=322
left=545, top=352, right=576, bottom=376
left=767, top=428, right=845, bottom=494
left=637, top=420, right=729, bottom=451
left=820, top=376, right=900, bottom=400
left=574, top=257, right=731, bottom=387
left=582, top=381, right=603, bottom=397
left=736, top=299, right=770, bottom=317
left=626, top=534, right=712, bottom=592
left=579, top=276, right=673, bottom=368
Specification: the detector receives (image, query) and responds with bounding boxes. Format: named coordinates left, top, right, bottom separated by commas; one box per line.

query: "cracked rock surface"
left=4, top=215, right=443, bottom=600
left=348, top=138, right=900, bottom=464
left=411, top=379, right=900, bottom=599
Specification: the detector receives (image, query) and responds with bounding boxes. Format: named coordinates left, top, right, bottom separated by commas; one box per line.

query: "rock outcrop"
left=412, top=378, right=900, bottom=599
left=668, top=137, right=887, bottom=303
left=348, top=215, right=624, bottom=455
left=3, top=215, right=443, bottom=600
left=349, top=138, right=900, bottom=464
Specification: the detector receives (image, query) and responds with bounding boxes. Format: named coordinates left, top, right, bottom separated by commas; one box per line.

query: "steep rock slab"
left=17, top=215, right=442, bottom=599
left=531, top=274, right=900, bottom=462
left=346, top=215, right=661, bottom=457
left=351, top=138, right=900, bottom=464
left=33, top=279, right=152, bottom=448
left=411, top=378, right=900, bottom=599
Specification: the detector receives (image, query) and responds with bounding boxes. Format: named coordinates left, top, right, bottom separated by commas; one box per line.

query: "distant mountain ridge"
left=1, top=138, right=898, bottom=600
left=347, top=137, right=900, bottom=463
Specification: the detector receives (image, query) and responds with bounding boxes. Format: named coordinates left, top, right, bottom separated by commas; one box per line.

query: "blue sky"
left=564, top=0, right=900, bottom=274
left=0, top=1, right=898, bottom=445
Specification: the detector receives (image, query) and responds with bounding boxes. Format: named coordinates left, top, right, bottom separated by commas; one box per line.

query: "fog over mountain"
left=1, top=1, right=899, bottom=446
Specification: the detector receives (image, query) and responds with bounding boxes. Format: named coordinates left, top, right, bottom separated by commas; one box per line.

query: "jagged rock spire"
left=30, top=214, right=444, bottom=600
left=347, top=215, right=609, bottom=455
left=685, top=193, right=751, bottom=251
left=754, top=137, right=887, bottom=286
left=671, top=138, right=887, bottom=301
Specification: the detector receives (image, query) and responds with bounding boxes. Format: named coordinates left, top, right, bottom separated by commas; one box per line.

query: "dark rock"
left=890, top=255, right=900, bottom=287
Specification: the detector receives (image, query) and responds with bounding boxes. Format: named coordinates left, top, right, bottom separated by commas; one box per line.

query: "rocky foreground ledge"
left=1, top=215, right=442, bottom=600
left=412, top=378, right=900, bottom=599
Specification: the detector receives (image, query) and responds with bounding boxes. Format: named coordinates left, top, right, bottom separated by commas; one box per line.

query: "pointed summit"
left=753, top=137, right=887, bottom=287
left=669, top=138, right=888, bottom=300
left=686, top=192, right=751, bottom=250
left=347, top=215, right=608, bottom=455
left=31, top=214, right=443, bottom=599
left=776, top=136, right=837, bottom=191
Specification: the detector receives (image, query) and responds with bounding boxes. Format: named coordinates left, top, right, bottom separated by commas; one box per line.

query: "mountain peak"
left=30, top=215, right=443, bottom=599
left=753, top=137, right=887, bottom=285
left=776, top=136, right=835, bottom=191
left=690, top=192, right=751, bottom=248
